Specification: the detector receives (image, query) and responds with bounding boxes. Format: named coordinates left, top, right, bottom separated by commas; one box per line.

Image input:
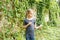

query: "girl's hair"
left=26, top=8, right=36, bottom=19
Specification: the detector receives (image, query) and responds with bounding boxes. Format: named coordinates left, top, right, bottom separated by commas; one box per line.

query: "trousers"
left=26, top=33, right=34, bottom=40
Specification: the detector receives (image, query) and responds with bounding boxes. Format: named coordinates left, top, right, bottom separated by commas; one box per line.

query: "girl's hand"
left=38, top=24, right=43, bottom=29
left=39, top=24, right=43, bottom=27
left=23, top=22, right=32, bottom=28
left=28, top=22, right=32, bottom=25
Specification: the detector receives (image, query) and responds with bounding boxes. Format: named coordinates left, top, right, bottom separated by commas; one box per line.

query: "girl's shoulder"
left=24, top=18, right=27, bottom=21
left=24, top=18, right=36, bottom=21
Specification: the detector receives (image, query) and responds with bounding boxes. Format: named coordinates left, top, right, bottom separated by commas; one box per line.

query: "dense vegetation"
left=0, top=0, right=60, bottom=40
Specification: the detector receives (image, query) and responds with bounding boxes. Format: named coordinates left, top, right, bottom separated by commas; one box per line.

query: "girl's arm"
left=23, top=22, right=32, bottom=29
left=34, top=23, right=43, bottom=29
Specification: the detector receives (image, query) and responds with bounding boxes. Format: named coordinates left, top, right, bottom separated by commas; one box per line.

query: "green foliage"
left=0, top=0, right=60, bottom=40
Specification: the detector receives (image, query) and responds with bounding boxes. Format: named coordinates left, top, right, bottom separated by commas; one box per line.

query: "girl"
left=23, top=8, right=43, bottom=40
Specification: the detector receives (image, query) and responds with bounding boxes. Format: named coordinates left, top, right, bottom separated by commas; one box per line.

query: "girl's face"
left=27, top=11, right=33, bottom=18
